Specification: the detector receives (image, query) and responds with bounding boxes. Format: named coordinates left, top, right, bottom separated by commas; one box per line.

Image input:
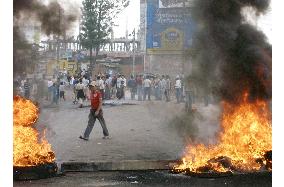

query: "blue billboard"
left=146, top=0, right=195, bottom=53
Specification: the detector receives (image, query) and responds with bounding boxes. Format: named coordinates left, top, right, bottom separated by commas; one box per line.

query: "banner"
left=146, top=0, right=195, bottom=54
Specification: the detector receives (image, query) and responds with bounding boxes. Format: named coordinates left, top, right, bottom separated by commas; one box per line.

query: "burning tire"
left=14, top=162, right=58, bottom=180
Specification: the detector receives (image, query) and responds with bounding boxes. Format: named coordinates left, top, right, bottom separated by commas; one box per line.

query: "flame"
left=13, top=96, right=55, bottom=166
left=13, top=96, right=39, bottom=127
left=175, top=93, right=272, bottom=173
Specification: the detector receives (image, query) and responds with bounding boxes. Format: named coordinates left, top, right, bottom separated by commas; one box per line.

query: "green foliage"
left=79, top=0, right=129, bottom=51
left=79, top=0, right=129, bottom=73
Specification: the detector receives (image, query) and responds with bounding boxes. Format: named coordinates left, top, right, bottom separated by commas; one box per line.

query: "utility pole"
left=182, top=0, right=186, bottom=75
left=57, top=7, right=62, bottom=73
left=132, top=28, right=136, bottom=76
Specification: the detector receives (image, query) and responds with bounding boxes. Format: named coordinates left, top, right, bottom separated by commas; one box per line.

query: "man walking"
left=79, top=81, right=110, bottom=141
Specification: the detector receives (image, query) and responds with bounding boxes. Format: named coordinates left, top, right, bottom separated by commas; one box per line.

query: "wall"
left=144, top=0, right=195, bottom=76
left=148, top=54, right=192, bottom=77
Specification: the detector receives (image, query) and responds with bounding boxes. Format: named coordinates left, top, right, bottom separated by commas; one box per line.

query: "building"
left=140, top=0, right=195, bottom=77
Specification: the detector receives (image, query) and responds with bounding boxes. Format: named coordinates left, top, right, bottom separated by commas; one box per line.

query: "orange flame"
left=13, top=96, right=55, bottom=166
left=175, top=93, right=272, bottom=173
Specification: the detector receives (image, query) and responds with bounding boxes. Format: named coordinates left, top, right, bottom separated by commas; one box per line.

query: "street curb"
left=61, top=160, right=180, bottom=172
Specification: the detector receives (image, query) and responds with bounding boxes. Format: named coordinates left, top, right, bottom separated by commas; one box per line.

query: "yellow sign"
left=161, top=27, right=184, bottom=50
left=46, top=60, right=78, bottom=76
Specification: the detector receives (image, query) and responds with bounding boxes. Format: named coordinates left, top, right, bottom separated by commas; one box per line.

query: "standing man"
left=96, top=75, right=105, bottom=100
left=175, top=75, right=182, bottom=103
left=165, top=75, right=171, bottom=102
left=160, top=75, right=166, bottom=101
left=59, top=82, right=66, bottom=101
left=47, top=79, right=53, bottom=101
left=51, top=82, right=59, bottom=105
left=116, top=75, right=123, bottom=99
left=143, top=76, right=152, bottom=101
left=104, top=74, right=112, bottom=100
left=111, top=75, right=117, bottom=99
left=184, top=77, right=195, bottom=112
left=75, top=79, right=85, bottom=108
left=23, top=78, right=31, bottom=99
left=79, top=81, right=110, bottom=141
left=121, top=75, right=127, bottom=100
left=136, top=75, right=143, bottom=101
left=127, top=75, right=136, bottom=100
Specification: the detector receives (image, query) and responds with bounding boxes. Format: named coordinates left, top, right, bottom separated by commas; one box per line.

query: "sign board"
left=146, top=0, right=195, bottom=54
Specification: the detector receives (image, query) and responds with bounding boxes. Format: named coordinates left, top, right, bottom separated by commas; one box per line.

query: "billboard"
left=158, top=0, right=193, bottom=8
left=146, top=0, right=195, bottom=54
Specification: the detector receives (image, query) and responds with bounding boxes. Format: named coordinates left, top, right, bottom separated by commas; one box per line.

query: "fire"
left=13, top=96, right=39, bottom=127
left=174, top=93, right=272, bottom=173
left=13, top=96, right=55, bottom=167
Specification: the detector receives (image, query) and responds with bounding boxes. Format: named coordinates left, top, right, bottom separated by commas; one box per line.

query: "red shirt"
left=90, top=90, right=102, bottom=109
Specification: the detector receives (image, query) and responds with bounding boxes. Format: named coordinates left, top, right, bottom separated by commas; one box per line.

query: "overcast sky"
left=59, top=0, right=271, bottom=42
left=60, top=0, right=140, bottom=38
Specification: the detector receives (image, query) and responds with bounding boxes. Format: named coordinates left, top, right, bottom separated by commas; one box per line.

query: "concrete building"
left=140, top=0, right=195, bottom=77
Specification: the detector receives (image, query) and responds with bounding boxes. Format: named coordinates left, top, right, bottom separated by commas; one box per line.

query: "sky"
left=37, top=0, right=272, bottom=42
left=61, top=0, right=141, bottom=38
left=63, top=0, right=271, bottom=42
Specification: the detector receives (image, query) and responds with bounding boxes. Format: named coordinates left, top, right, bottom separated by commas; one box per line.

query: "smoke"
left=13, top=0, right=78, bottom=75
left=14, top=0, right=77, bottom=36
left=190, top=0, right=272, bottom=104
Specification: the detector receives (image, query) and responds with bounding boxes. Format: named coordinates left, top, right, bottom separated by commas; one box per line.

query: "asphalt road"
left=36, top=88, right=220, bottom=164
left=36, top=89, right=188, bottom=163
left=13, top=170, right=272, bottom=187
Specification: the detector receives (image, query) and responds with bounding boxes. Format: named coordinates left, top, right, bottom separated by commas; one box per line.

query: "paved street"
left=35, top=89, right=213, bottom=165
left=14, top=171, right=272, bottom=187
left=13, top=89, right=251, bottom=186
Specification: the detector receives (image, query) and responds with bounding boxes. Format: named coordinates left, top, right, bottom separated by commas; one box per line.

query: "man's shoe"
left=102, top=136, right=111, bottom=139
left=79, top=136, right=88, bottom=141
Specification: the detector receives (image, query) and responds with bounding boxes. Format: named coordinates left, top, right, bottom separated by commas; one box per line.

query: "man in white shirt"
left=175, top=75, right=182, bottom=103
left=96, top=75, right=105, bottom=99
left=143, top=76, right=152, bottom=101
left=116, top=75, right=122, bottom=89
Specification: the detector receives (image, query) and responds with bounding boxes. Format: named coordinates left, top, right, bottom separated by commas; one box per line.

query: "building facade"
left=140, top=0, right=195, bottom=77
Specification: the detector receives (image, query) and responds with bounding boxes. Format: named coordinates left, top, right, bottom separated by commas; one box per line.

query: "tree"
left=79, top=0, right=129, bottom=76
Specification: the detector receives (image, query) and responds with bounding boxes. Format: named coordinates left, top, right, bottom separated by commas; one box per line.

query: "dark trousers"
left=60, top=91, right=65, bottom=100
left=24, top=90, right=30, bottom=99
left=185, top=91, right=193, bottom=112
left=165, top=89, right=170, bottom=102
left=175, top=88, right=181, bottom=103
left=130, top=88, right=136, bottom=100
left=105, top=87, right=111, bottom=100
left=100, top=89, right=105, bottom=100
left=143, top=87, right=151, bottom=100
left=83, top=109, right=109, bottom=139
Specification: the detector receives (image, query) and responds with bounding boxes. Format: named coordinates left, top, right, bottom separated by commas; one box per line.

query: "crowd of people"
left=67, top=72, right=199, bottom=111
left=14, top=69, right=209, bottom=112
